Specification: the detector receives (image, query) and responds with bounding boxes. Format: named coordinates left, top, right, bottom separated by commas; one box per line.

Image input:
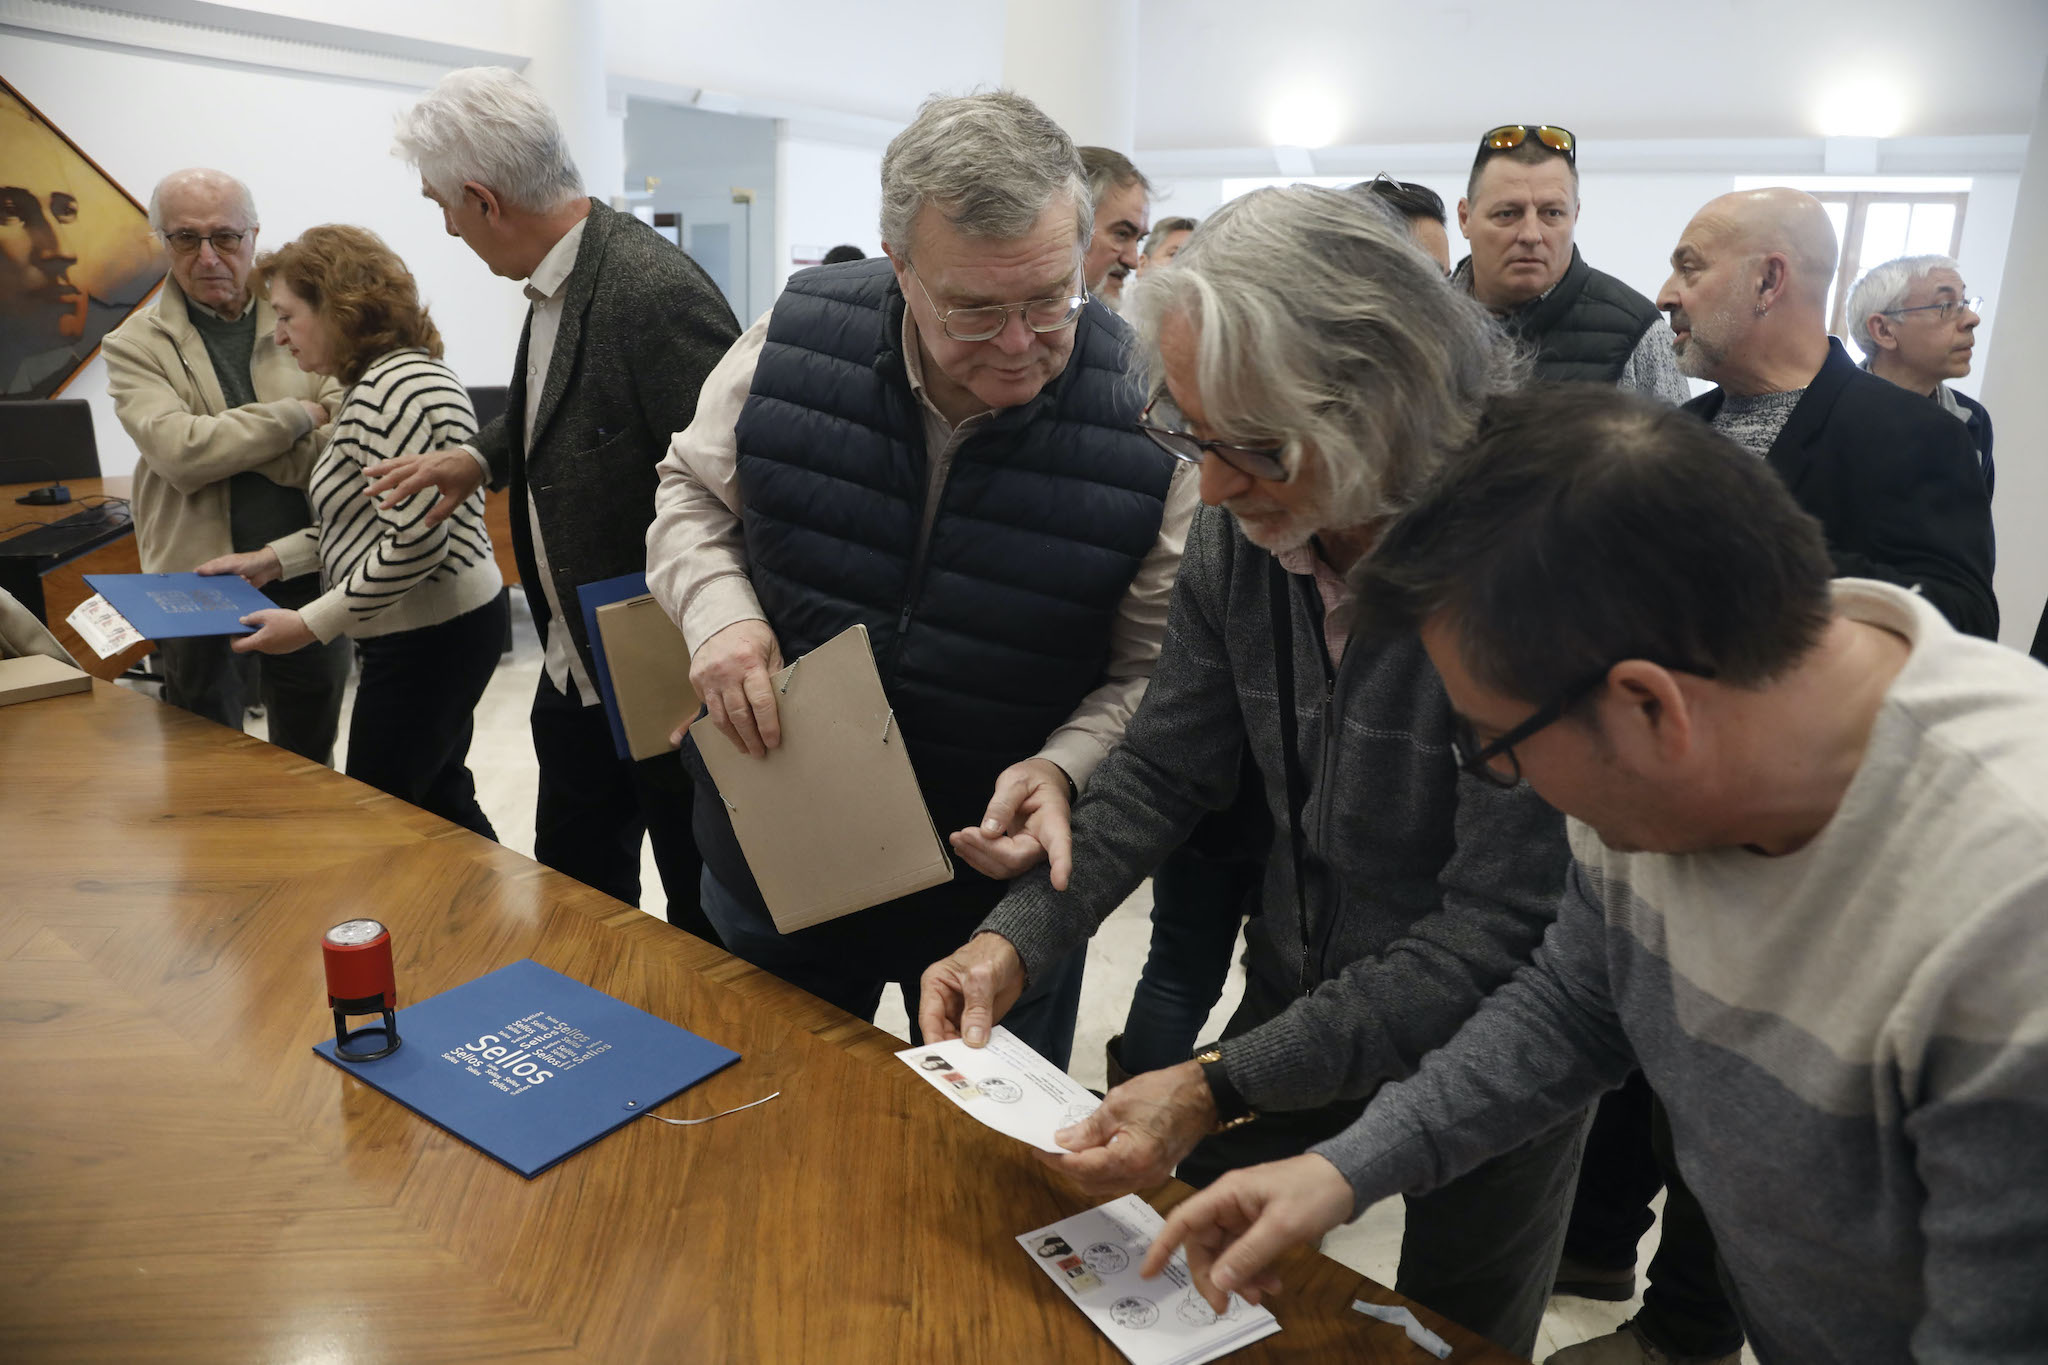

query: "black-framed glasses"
left=1136, top=394, right=1292, bottom=482
left=1882, top=295, right=1982, bottom=322
left=1476, top=124, right=1576, bottom=165
left=906, top=263, right=1086, bottom=342
left=1450, top=666, right=1611, bottom=788
left=161, top=228, right=251, bottom=257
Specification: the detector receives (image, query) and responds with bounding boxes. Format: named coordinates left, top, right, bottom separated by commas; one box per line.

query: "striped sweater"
left=268, top=349, right=500, bottom=642
left=1311, top=582, right=2048, bottom=1364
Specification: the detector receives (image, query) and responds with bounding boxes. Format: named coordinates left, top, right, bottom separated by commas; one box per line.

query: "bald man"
left=1661, top=188, right=1994, bottom=638
left=1549, top=189, right=1999, bottom=1365
left=102, top=169, right=350, bottom=760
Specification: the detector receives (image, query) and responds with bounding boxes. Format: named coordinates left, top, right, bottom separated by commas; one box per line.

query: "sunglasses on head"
left=1477, top=125, right=1576, bottom=165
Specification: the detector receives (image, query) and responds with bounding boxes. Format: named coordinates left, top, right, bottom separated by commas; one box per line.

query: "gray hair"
left=393, top=67, right=584, bottom=213
left=880, top=91, right=1090, bottom=261
left=146, top=168, right=257, bottom=233
left=1142, top=216, right=1197, bottom=257
left=1080, top=145, right=1152, bottom=209
left=1844, top=253, right=1961, bottom=358
left=1131, top=185, right=1525, bottom=525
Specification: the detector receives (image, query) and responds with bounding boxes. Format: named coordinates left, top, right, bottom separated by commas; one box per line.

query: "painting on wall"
left=1, top=75, right=166, bottom=398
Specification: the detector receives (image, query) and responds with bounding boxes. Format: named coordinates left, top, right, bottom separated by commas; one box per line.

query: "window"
left=1812, top=191, right=1968, bottom=336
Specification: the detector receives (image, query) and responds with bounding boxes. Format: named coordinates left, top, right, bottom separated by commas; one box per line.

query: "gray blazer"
left=475, top=199, right=741, bottom=675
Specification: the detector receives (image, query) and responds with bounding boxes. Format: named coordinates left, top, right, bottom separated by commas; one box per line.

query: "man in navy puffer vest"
left=646, top=91, right=1194, bottom=1067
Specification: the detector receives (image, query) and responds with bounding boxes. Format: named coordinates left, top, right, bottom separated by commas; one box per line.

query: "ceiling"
left=1133, top=0, right=2048, bottom=150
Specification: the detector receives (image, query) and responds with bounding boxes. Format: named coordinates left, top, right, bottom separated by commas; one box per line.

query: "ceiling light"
left=1815, top=75, right=1905, bottom=139
left=1267, top=91, right=1340, bottom=150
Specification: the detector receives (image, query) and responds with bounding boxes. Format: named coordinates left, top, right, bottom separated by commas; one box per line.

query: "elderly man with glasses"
left=1847, top=255, right=1994, bottom=499
left=918, top=185, right=1590, bottom=1358
left=101, top=167, right=349, bottom=761
left=644, top=90, right=1197, bottom=1067
left=1454, top=125, right=1689, bottom=403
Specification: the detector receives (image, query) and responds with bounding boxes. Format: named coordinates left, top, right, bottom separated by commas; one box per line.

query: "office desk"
left=0, top=475, right=151, bottom=681
left=0, top=683, right=1521, bottom=1364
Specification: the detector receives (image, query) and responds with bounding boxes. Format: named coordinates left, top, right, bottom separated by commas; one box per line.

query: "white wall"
left=2, top=30, right=529, bottom=478
left=774, top=135, right=886, bottom=297
left=604, top=0, right=1005, bottom=122
left=623, top=100, right=777, bottom=325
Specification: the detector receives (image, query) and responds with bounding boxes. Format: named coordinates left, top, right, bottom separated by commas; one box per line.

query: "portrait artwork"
left=1, top=76, right=165, bottom=397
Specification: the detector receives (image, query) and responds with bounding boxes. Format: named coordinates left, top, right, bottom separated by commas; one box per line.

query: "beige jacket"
left=0, top=586, right=74, bottom=664
left=101, top=280, right=343, bottom=572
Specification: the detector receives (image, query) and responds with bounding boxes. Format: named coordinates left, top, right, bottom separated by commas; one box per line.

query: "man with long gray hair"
left=365, top=67, right=740, bottom=939
left=645, top=91, right=1195, bottom=1066
left=918, top=185, right=1587, bottom=1357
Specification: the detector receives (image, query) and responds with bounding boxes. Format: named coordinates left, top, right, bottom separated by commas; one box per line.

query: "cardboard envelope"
left=694, top=623, right=953, bottom=933
left=594, top=595, right=697, bottom=761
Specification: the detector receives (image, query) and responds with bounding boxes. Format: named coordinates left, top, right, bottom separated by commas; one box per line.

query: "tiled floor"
left=213, top=588, right=1754, bottom=1364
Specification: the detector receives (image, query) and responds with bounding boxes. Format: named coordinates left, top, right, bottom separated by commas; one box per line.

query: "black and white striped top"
left=270, top=349, right=501, bottom=642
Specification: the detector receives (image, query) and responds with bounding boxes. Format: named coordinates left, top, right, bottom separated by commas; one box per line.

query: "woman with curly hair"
left=199, top=224, right=505, bottom=838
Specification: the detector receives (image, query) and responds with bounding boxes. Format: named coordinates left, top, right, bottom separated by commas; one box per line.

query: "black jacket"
left=1685, top=338, right=1997, bottom=638
left=474, top=200, right=742, bottom=676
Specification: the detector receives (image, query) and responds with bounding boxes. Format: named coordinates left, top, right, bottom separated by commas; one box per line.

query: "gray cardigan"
left=980, top=505, right=1568, bottom=1109
left=474, top=200, right=741, bottom=676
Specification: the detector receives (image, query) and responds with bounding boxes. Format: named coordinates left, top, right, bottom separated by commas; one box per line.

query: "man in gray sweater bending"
left=918, top=186, right=1588, bottom=1357
left=1147, top=386, right=2048, bottom=1365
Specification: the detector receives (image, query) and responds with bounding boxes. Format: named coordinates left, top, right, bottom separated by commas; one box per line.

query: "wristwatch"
left=1193, top=1043, right=1258, bottom=1133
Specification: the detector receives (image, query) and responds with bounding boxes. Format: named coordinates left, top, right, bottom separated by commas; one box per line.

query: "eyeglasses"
left=161, top=229, right=251, bottom=257
left=1882, top=295, right=1982, bottom=323
left=1476, top=125, right=1577, bottom=165
left=1136, top=394, right=1292, bottom=482
left=907, top=263, right=1087, bottom=342
left=1449, top=665, right=1610, bottom=788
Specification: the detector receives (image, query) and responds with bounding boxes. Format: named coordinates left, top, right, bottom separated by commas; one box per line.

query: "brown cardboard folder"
left=0, top=654, right=92, bottom=706
left=693, top=623, right=953, bottom=933
left=594, top=595, right=698, bottom=761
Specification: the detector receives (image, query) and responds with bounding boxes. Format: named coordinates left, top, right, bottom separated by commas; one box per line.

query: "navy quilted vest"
left=693, top=258, right=1174, bottom=936
left=1504, top=246, right=1663, bottom=383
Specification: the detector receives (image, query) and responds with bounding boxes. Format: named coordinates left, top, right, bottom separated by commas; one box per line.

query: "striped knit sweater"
left=1311, top=582, right=2048, bottom=1363
left=268, top=349, right=500, bottom=643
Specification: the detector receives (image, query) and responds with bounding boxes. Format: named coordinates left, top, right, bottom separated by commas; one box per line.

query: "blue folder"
left=575, top=570, right=649, bottom=761
left=85, top=571, right=273, bottom=639
left=312, top=958, right=741, bottom=1178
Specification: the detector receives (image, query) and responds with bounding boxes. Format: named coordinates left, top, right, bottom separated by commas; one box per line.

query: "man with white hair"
left=645, top=91, right=1196, bottom=1067
left=918, top=185, right=1589, bottom=1358
left=1079, top=146, right=1150, bottom=309
left=102, top=168, right=349, bottom=760
left=367, top=68, right=740, bottom=938
left=1847, top=255, right=1993, bottom=497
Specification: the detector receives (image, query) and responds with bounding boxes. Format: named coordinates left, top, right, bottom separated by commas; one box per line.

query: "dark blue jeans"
left=1118, top=843, right=1261, bottom=1072
left=700, top=868, right=1087, bottom=1068
left=346, top=593, right=507, bottom=839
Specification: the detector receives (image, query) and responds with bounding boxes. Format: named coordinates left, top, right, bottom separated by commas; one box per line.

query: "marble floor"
left=207, top=587, right=1754, bottom=1364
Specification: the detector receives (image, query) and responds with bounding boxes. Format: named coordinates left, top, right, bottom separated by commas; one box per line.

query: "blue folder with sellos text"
left=312, top=958, right=741, bottom=1178
left=84, top=571, right=272, bottom=639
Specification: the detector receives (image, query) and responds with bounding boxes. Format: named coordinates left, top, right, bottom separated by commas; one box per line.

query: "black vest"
left=1478, top=246, right=1662, bottom=384
left=691, top=258, right=1174, bottom=945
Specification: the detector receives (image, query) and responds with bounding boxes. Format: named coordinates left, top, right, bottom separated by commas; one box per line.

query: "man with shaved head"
left=1661, top=188, right=1994, bottom=638
left=102, top=168, right=350, bottom=760
left=1545, top=188, right=2000, bottom=1365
